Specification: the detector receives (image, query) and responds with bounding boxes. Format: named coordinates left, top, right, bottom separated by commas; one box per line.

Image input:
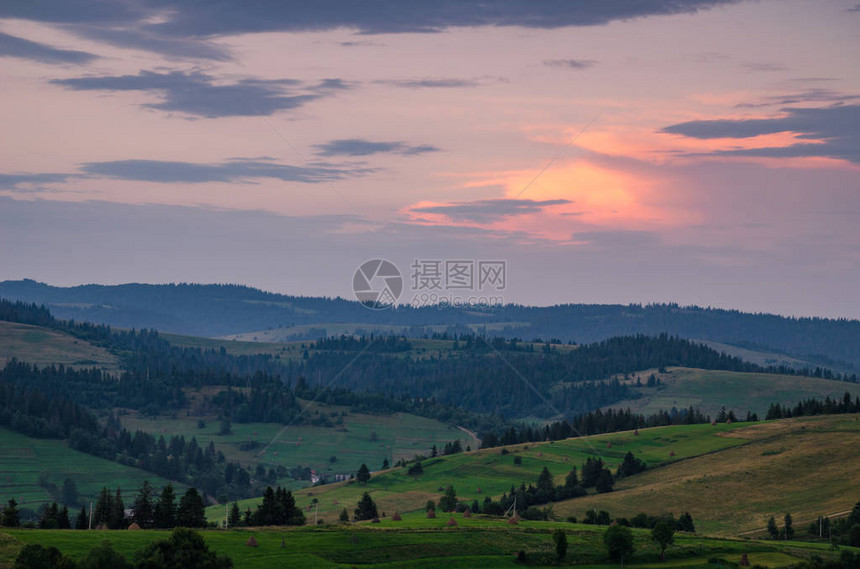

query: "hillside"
left=0, top=321, right=119, bottom=372
left=2, top=279, right=858, bottom=369
left=605, top=367, right=860, bottom=418
left=0, top=428, right=183, bottom=511
left=220, top=415, right=860, bottom=538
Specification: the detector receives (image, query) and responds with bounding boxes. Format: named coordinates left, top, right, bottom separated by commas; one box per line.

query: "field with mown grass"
left=0, top=428, right=183, bottom=510
left=3, top=512, right=855, bottom=569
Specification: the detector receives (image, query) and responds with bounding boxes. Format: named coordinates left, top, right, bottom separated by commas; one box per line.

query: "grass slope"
left=610, top=367, right=860, bottom=418
left=211, top=415, right=860, bottom=540
left=554, top=414, right=860, bottom=536
left=3, top=514, right=855, bottom=569
left=210, top=422, right=749, bottom=523
left=0, top=428, right=183, bottom=509
left=122, top=401, right=478, bottom=484
left=0, top=321, right=119, bottom=371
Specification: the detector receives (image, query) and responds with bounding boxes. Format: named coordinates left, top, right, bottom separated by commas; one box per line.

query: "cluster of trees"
left=291, top=333, right=798, bottom=417
left=13, top=528, right=232, bottom=569
left=430, top=440, right=464, bottom=457
left=766, top=393, right=860, bottom=420
left=229, top=486, right=304, bottom=527
left=309, top=334, right=412, bottom=353
left=576, top=509, right=695, bottom=533
left=92, top=483, right=207, bottom=529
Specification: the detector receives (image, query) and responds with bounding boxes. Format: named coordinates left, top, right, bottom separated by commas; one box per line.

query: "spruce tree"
left=177, top=487, right=206, bottom=528
left=153, top=483, right=177, bottom=529
left=75, top=506, right=88, bottom=530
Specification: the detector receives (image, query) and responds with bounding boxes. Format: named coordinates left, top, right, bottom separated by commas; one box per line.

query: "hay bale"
left=246, top=536, right=258, bottom=547
left=392, top=511, right=402, bottom=521
left=447, top=517, right=458, bottom=527
left=127, top=522, right=141, bottom=530
left=427, top=510, right=436, bottom=519
left=463, top=508, right=472, bottom=518
left=507, top=514, right=520, bottom=525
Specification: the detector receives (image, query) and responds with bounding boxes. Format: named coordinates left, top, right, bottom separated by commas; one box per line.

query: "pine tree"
left=356, top=463, right=371, bottom=485
left=1, top=499, right=20, bottom=528
left=75, top=506, right=88, bottom=530
left=783, top=513, right=794, bottom=540
left=767, top=516, right=779, bottom=539
left=93, top=487, right=112, bottom=527
left=177, top=487, right=206, bottom=528
left=108, top=488, right=125, bottom=529
left=57, top=506, right=71, bottom=529
left=133, top=481, right=155, bottom=528
left=354, top=492, right=378, bottom=521
left=228, top=502, right=241, bottom=528
left=153, top=483, right=177, bottom=529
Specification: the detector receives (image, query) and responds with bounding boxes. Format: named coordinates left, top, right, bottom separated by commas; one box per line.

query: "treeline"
left=227, top=485, right=305, bottom=527
left=481, top=406, right=713, bottom=448
left=766, top=392, right=860, bottom=420
left=289, top=333, right=815, bottom=417
left=310, top=334, right=412, bottom=353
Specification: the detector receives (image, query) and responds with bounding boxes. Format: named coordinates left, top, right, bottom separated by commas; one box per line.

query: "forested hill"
left=1, top=279, right=858, bottom=369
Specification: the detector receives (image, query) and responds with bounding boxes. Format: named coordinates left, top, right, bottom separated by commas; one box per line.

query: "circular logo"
left=352, top=259, right=402, bottom=309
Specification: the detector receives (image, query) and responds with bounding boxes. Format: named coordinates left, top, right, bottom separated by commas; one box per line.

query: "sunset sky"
left=1, top=1, right=858, bottom=317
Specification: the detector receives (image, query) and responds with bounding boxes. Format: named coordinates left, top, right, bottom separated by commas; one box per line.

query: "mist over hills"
left=0, top=279, right=857, bottom=370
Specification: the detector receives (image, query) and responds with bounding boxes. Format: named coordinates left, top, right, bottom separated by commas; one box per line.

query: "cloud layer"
left=662, top=104, right=860, bottom=164
left=51, top=71, right=344, bottom=117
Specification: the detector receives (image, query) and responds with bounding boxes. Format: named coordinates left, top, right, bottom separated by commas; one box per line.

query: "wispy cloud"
left=51, top=70, right=347, bottom=117
left=543, top=59, right=597, bottom=70
left=662, top=104, right=860, bottom=164
left=411, top=198, right=571, bottom=223
left=314, top=139, right=440, bottom=157
left=0, top=31, right=97, bottom=64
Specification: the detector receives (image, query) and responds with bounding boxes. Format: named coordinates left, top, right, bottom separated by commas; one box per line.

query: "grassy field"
left=553, top=414, right=860, bottom=536
left=210, top=421, right=751, bottom=524
left=121, top=401, right=478, bottom=482
left=203, top=415, right=860, bottom=540
left=0, top=321, right=119, bottom=371
left=0, top=428, right=182, bottom=510
left=609, top=367, right=860, bottom=418
left=2, top=513, right=854, bottom=569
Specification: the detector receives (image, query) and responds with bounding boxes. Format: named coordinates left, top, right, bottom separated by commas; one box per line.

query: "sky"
left=1, top=0, right=858, bottom=318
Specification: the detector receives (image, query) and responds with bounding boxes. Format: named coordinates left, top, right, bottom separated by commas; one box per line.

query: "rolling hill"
left=219, top=414, right=860, bottom=538
left=2, top=279, right=858, bottom=369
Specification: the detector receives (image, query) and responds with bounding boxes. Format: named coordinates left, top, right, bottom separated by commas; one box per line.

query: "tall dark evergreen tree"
left=354, top=492, right=378, bottom=521
left=356, top=463, right=371, bottom=485
left=75, top=506, right=88, bottom=530
left=154, top=483, right=177, bottom=529
left=133, top=480, right=155, bottom=528
left=177, top=487, right=207, bottom=528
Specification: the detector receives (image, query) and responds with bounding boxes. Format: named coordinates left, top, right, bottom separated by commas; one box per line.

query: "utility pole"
left=88, top=500, right=93, bottom=530
left=225, top=503, right=229, bottom=529
left=314, top=502, right=319, bottom=526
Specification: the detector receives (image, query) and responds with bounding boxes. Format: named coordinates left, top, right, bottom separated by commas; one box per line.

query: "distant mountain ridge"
left=0, top=279, right=858, bottom=369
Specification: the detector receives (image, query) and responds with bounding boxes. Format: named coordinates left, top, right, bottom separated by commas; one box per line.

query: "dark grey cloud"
left=314, top=139, right=440, bottom=157
left=662, top=104, right=860, bottom=164
left=51, top=70, right=343, bottom=117
left=412, top=198, right=571, bottom=223
left=0, top=31, right=97, bottom=64
left=1, top=159, right=371, bottom=189
left=145, top=0, right=738, bottom=36
left=80, top=158, right=368, bottom=184
left=735, top=89, right=859, bottom=108
left=1, top=1, right=736, bottom=59
left=543, top=59, right=597, bottom=70
left=0, top=172, right=74, bottom=190
left=70, top=25, right=230, bottom=61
